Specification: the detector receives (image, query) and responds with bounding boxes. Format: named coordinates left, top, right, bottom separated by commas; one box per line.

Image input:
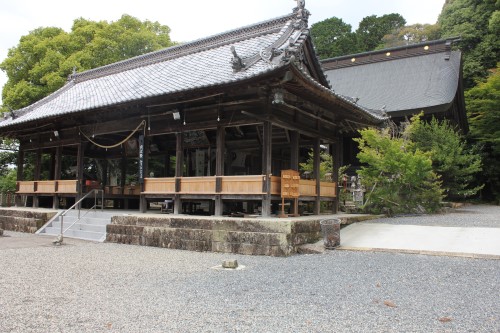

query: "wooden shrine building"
left=0, top=3, right=386, bottom=217
left=321, top=37, right=468, bottom=166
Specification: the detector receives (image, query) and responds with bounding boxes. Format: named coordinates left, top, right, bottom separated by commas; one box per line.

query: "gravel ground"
left=368, top=204, right=500, bottom=228
left=1, top=230, right=499, bottom=332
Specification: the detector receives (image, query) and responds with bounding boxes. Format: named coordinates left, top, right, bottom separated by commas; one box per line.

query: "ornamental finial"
left=293, top=0, right=310, bottom=29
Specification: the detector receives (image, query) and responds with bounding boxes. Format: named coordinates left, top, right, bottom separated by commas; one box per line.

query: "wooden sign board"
left=279, top=170, right=300, bottom=217
left=281, top=170, right=300, bottom=198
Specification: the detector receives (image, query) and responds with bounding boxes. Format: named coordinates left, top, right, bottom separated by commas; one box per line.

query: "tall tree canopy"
left=438, top=0, right=499, bottom=88
left=355, top=13, right=406, bottom=51
left=381, top=23, right=441, bottom=48
left=466, top=66, right=500, bottom=201
left=0, top=14, right=173, bottom=110
left=310, top=13, right=406, bottom=59
left=310, top=17, right=359, bottom=59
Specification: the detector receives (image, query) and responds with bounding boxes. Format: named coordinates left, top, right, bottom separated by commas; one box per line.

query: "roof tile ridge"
left=321, top=37, right=461, bottom=64
left=71, top=13, right=296, bottom=83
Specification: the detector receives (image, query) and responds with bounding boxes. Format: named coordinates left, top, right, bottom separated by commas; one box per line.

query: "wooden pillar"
left=332, top=136, right=343, bottom=214
left=314, top=138, right=321, bottom=215
left=15, top=147, right=24, bottom=207
left=33, top=148, right=42, bottom=208
left=215, top=125, right=225, bottom=216
left=261, top=121, right=272, bottom=217
left=290, top=131, right=299, bottom=171
left=53, top=146, right=62, bottom=209
left=174, top=132, right=184, bottom=214
left=76, top=142, right=84, bottom=208
left=140, top=135, right=149, bottom=213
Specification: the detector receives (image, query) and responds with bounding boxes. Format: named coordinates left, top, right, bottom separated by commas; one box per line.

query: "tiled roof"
left=0, top=13, right=301, bottom=128
left=322, top=40, right=462, bottom=115
left=0, top=5, right=387, bottom=131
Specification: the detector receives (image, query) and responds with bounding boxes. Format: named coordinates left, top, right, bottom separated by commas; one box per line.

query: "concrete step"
left=37, top=211, right=113, bottom=243
left=47, top=222, right=106, bottom=233
left=42, top=226, right=105, bottom=242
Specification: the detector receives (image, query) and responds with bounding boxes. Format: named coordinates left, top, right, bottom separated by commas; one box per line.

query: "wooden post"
left=261, top=121, right=272, bottom=217
left=53, top=146, right=62, bottom=209
left=332, top=136, right=343, bottom=214
left=290, top=130, right=299, bottom=215
left=15, top=147, right=24, bottom=207
left=290, top=131, right=299, bottom=171
left=314, top=138, right=321, bottom=215
left=215, top=125, right=225, bottom=216
left=76, top=142, right=84, bottom=208
left=174, top=132, right=184, bottom=214
left=140, top=135, right=149, bottom=213
left=33, top=148, right=42, bottom=208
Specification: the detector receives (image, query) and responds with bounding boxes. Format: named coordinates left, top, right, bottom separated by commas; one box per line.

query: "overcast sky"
left=0, top=0, right=445, bottom=105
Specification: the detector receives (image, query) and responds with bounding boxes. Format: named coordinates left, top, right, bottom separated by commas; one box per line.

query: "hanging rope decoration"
left=79, top=120, right=146, bottom=149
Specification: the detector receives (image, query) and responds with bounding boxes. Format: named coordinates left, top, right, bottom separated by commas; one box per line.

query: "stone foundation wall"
left=106, top=216, right=323, bottom=257
left=0, top=209, right=56, bottom=233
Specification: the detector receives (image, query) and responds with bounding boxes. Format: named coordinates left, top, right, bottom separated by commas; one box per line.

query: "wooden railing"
left=221, top=175, right=265, bottom=195
left=16, top=180, right=78, bottom=194
left=179, top=177, right=216, bottom=194
left=143, top=176, right=336, bottom=198
left=299, top=179, right=317, bottom=196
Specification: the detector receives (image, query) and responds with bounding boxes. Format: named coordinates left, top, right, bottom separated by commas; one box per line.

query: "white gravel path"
left=0, top=205, right=499, bottom=332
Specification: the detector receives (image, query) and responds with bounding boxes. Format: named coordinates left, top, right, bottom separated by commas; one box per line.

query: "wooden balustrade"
left=299, top=179, right=317, bottom=196
left=143, top=178, right=176, bottom=193
left=179, top=177, right=216, bottom=194
left=320, top=181, right=337, bottom=198
left=17, top=181, right=35, bottom=194
left=16, top=180, right=78, bottom=194
left=221, top=175, right=265, bottom=194
left=270, top=176, right=281, bottom=195
left=16, top=177, right=336, bottom=198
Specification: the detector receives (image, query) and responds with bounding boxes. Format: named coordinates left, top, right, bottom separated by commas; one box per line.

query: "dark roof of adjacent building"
left=0, top=4, right=386, bottom=131
left=321, top=38, right=464, bottom=117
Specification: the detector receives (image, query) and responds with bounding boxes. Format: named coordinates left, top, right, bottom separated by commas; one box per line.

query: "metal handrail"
left=59, top=189, right=104, bottom=240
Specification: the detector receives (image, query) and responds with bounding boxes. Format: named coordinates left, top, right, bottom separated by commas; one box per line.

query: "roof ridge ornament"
left=293, top=0, right=310, bottom=29
left=231, top=46, right=245, bottom=72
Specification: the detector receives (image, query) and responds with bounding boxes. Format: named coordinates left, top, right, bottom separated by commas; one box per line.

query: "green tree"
left=407, top=114, right=483, bottom=199
left=310, top=17, right=359, bottom=59
left=356, top=13, right=406, bottom=51
left=466, top=66, right=500, bottom=201
left=354, top=126, right=443, bottom=215
left=0, top=168, right=17, bottom=192
left=438, top=0, right=499, bottom=88
left=381, top=23, right=441, bottom=48
left=299, top=148, right=333, bottom=181
left=1, top=14, right=173, bottom=110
